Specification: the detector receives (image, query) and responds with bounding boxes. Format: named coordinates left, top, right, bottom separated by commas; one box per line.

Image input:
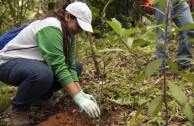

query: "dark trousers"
left=0, top=58, right=82, bottom=110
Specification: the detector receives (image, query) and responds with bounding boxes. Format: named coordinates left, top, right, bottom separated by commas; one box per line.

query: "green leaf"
left=180, top=38, right=194, bottom=43
left=132, top=39, right=149, bottom=48
left=158, top=0, right=167, bottom=11
left=171, top=0, right=176, bottom=4
left=147, top=24, right=166, bottom=32
left=173, top=0, right=189, bottom=9
left=91, top=7, right=100, bottom=21
left=170, top=6, right=187, bottom=21
left=122, top=29, right=136, bottom=38
left=135, top=58, right=144, bottom=70
left=98, top=48, right=125, bottom=53
left=111, top=18, right=122, bottom=28
left=102, top=0, right=114, bottom=18
left=182, top=103, right=193, bottom=123
left=179, top=72, right=194, bottom=83
left=178, top=24, right=194, bottom=31
left=83, top=54, right=101, bottom=59
left=29, top=12, right=37, bottom=20
left=157, top=43, right=166, bottom=49
left=125, top=37, right=134, bottom=48
left=168, top=81, right=193, bottom=123
left=0, top=94, right=10, bottom=112
left=133, top=72, right=146, bottom=84
left=167, top=81, right=187, bottom=106
left=171, top=0, right=188, bottom=20
left=106, top=18, right=122, bottom=35
left=135, top=102, right=148, bottom=119
left=145, top=59, right=162, bottom=77
left=48, top=1, right=56, bottom=10
left=168, top=60, right=178, bottom=73
left=175, top=57, right=194, bottom=62
left=148, top=96, right=163, bottom=117
left=108, top=97, right=132, bottom=105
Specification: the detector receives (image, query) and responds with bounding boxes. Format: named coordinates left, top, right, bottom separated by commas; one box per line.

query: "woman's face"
left=64, top=13, right=83, bottom=38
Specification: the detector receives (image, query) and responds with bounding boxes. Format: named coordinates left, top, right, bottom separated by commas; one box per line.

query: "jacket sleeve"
left=35, top=26, right=75, bottom=87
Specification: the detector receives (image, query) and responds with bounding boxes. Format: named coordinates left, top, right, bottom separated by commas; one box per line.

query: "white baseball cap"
left=66, top=2, right=93, bottom=33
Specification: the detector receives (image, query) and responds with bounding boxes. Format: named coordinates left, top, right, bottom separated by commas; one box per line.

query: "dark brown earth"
left=31, top=95, right=126, bottom=126
left=0, top=94, right=126, bottom=126
left=37, top=109, right=120, bottom=126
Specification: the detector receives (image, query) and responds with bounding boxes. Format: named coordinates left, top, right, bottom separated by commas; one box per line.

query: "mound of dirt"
left=34, top=94, right=122, bottom=126
left=37, top=111, right=92, bottom=126
left=37, top=108, right=120, bottom=126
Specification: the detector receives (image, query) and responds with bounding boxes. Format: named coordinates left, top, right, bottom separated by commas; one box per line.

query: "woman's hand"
left=73, top=91, right=101, bottom=118
left=80, top=90, right=97, bottom=103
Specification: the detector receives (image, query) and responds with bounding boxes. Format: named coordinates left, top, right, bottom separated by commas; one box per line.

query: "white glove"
left=80, top=90, right=97, bottom=103
left=73, top=91, right=100, bottom=118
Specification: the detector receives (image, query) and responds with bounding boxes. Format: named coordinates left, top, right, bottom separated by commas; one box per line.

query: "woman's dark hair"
left=41, top=3, right=76, bottom=69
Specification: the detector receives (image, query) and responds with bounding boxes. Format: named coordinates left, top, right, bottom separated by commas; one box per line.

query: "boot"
left=10, top=105, right=31, bottom=126
left=32, top=98, right=57, bottom=110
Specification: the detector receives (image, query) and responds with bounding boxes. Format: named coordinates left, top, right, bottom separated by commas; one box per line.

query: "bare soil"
left=37, top=109, right=120, bottom=126
left=31, top=95, right=125, bottom=126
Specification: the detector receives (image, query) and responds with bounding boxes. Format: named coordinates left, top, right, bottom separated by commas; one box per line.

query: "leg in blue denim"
left=173, top=1, right=193, bottom=68
left=0, top=58, right=54, bottom=110
left=155, top=2, right=172, bottom=69
left=75, top=61, right=83, bottom=77
left=155, top=2, right=172, bottom=60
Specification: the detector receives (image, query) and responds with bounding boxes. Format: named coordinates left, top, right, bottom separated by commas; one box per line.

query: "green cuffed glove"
left=80, top=90, right=97, bottom=103
left=73, top=91, right=101, bottom=118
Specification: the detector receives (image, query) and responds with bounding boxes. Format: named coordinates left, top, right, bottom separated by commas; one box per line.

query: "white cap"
left=66, top=2, right=93, bottom=33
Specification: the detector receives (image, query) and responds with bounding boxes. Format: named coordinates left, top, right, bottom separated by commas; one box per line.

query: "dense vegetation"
left=0, top=0, right=193, bottom=125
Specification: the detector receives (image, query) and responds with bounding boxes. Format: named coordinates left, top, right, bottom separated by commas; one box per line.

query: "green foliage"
left=179, top=72, right=194, bottom=83
left=0, top=0, right=193, bottom=125
left=145, top=59, right=162, bottom=77
left=0, top=0, right=44, bottom=35
left=135, top=102, right=148, bottom=119
left=167, top=81, right=193, bottom=123
left=101, top=0, right=114, bottom=18
left=87, top=0, right=145, bottom=38
left=88, top=0, right=143, bottom=25
left=84, top=7, right=194, bottom=124
left=132, top=39, right=149, bottom=48
left=107, top=18, right=122, bottom=35
left=133, top=73, right=146, bottom=84
left=182, top=103, right=193, bottom=123
left=0, top=82, right=16, bottom=113
left=107, top=18, right=154, bottom=52
left=136, top=1, right=194, bottom=124
left=168, top=60, right=179, bottom=73
left=135, top=58, right=144, bottom=70
left=0, top=94, right=10, bottom=112
left=148, top=96, right=163, bottom=117
left=157, top=0, right=167, bottom=11
left=178, top=23, right=194, bottom=31
left=108, top=83, right=132, bottom=105
left=146, top=24, right=166, bottom=33
left=48, top=1, right=55, bottom=10
left=98, top=48, right=125, bottom=53
left=109, top=96, right=132, bottom=105
left=122, top=29, right=136, bottom=38
left=148, top=116, right=165, bottom=126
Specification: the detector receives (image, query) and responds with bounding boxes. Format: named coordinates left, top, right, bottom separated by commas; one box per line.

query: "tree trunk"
left=88, top=33, right=101, bottom=75
left=48, top=0, right=56, bottom=10
left=7, top=0, right=16, bottom=17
